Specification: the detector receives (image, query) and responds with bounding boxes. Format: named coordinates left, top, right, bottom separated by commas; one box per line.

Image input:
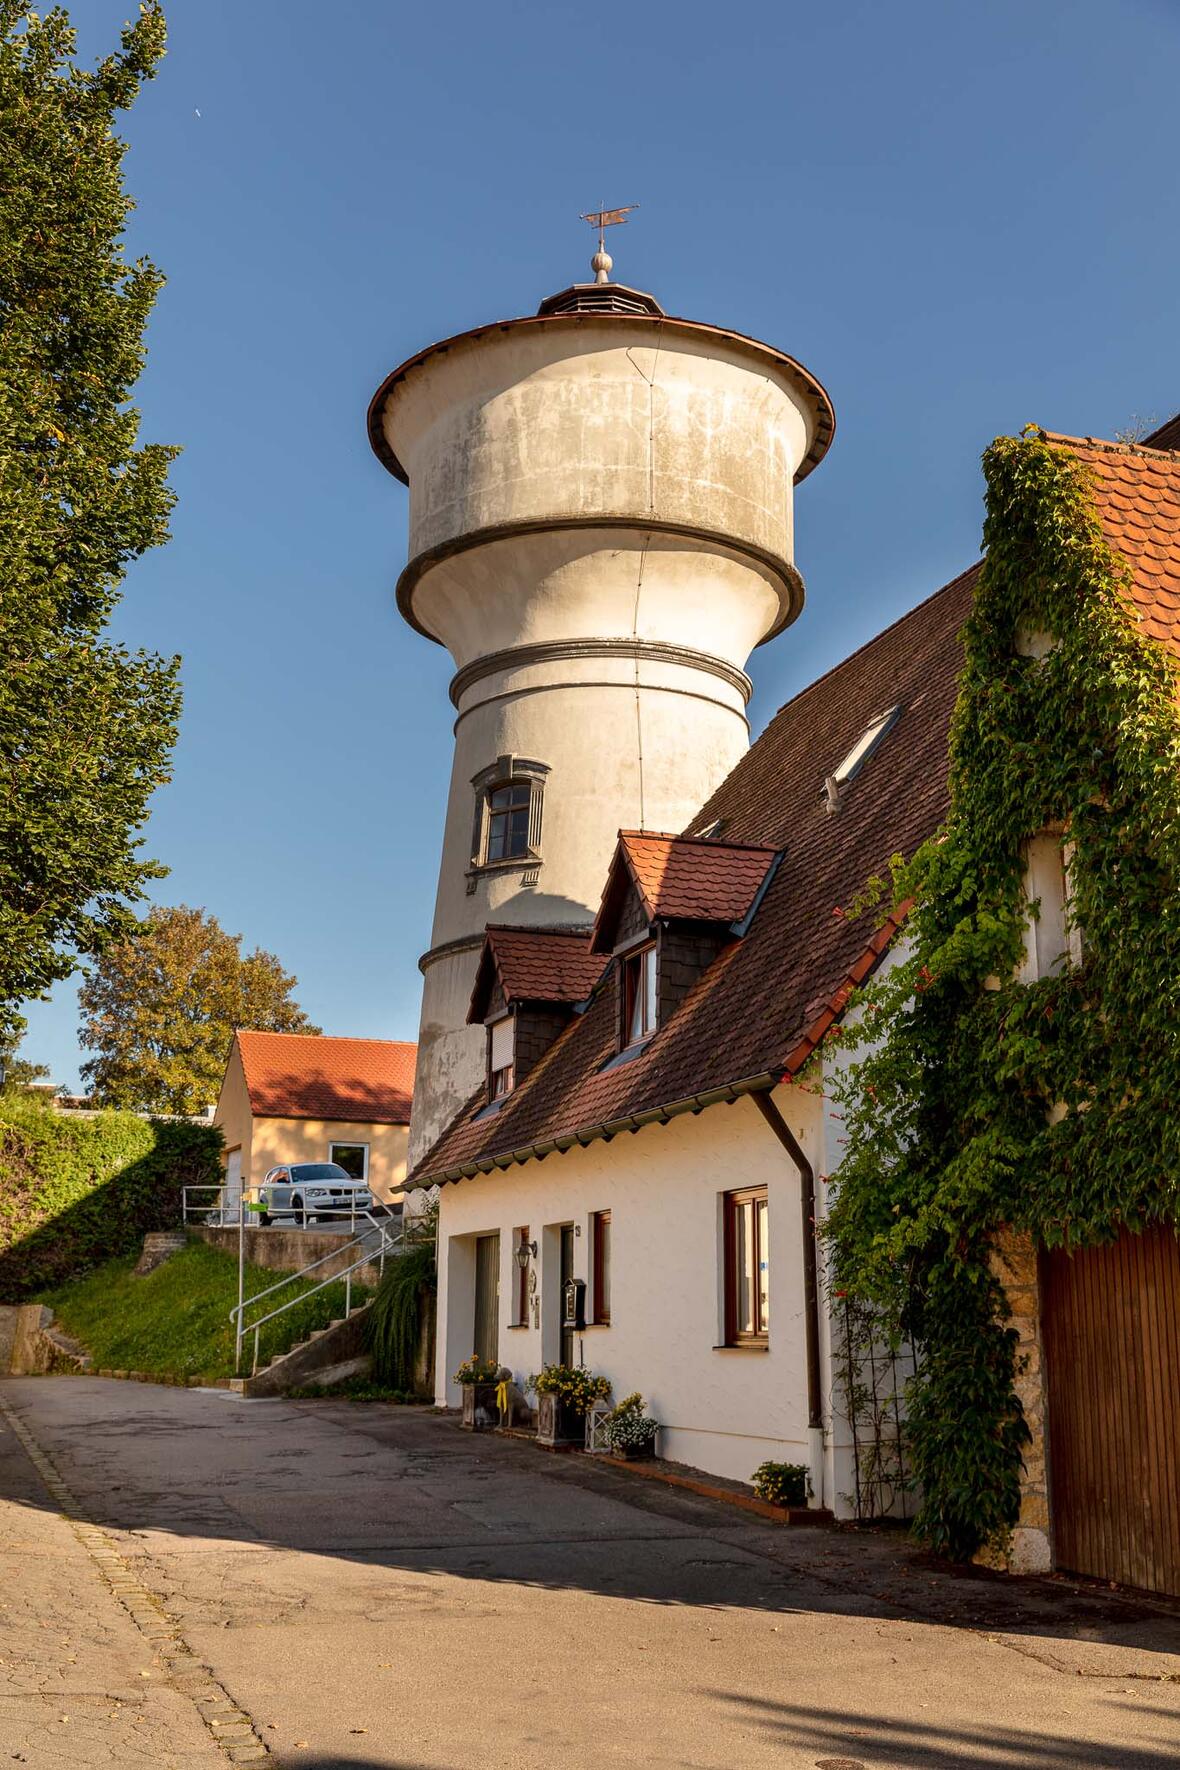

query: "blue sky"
left=23, top=0, right=1180, bottom=1086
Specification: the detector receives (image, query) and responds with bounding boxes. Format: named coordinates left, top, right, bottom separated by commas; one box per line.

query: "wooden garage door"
left=1041, top=1226, right=1180, bottom=1596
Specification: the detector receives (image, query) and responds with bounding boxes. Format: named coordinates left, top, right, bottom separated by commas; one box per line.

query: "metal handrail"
left=230, top=1225, right=403, bottom=1376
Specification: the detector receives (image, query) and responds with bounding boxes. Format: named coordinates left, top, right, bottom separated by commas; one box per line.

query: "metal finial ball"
left=591, top=247, right=613, bottom=285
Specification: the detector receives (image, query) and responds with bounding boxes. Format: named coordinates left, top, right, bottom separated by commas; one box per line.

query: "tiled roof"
left=412, top=565, right=977, bottom=1181
left=591, top=832, right=779, bottom=952
left=1042, top=432, right=1180, bottom=655
left=412, top=423, right=1180, bottom=1187
left=1143, top=412, right=1180, bottom=453
left=236, top=1032, right=416, bottom=1124
left=468, top=926, right=603, bottom=1023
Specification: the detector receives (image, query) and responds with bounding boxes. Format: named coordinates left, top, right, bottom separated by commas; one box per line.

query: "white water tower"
left=368, top=231, right=834, bottom=1159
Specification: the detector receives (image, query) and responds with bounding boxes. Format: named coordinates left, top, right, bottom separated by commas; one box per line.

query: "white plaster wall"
left=434, top=1086, right=839, bottom=1499
left=381, top=324, right=813, bottom=571
left=414, top=530, right=787, bottom=668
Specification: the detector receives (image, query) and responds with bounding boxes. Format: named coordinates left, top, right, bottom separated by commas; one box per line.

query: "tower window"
left=469, top=755, right=549, bottom=875
left=622, top=943, right=657, bottom=1048
left=486, top=782, right=531, bottom=861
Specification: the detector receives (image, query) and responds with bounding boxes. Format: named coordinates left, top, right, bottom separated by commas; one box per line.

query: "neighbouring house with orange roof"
left=403, top=412, right=1180, bottom=1595
left=215, top=1032, right=416, bottom=1208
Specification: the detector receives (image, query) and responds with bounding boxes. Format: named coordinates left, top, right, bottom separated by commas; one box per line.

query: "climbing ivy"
left=826, top=429, right=1180, bottom=1560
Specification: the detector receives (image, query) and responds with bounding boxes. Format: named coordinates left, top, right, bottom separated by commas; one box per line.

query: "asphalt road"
left=2, top=1378, right=1178, bottom=1769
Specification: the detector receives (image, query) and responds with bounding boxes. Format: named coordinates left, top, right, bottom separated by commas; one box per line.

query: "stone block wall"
left=979, top=1228, right=1053, bottom=1574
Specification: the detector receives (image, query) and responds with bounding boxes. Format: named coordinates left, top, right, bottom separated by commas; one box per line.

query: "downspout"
left=750, top=1090, right=825, bottom=1496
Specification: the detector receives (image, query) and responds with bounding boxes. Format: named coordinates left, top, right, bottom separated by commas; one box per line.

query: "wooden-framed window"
left=489, top=1014, right=515, bottom=1099
left=622, top=942, right=657, bottom=1047
left=724, top=1187, right=769, bottom=1344
left=514, top=1226, right=530, bottom=1325
left=486, top=781, right=532, bottom=862
left=591, top=1210, right=611, bottom=1324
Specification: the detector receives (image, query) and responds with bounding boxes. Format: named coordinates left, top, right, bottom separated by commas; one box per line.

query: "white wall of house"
left=434, top=1081, right=860, bottom=1511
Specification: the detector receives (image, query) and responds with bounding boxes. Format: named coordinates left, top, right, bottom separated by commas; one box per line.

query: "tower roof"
left=536, top=281, right=665, bottom=318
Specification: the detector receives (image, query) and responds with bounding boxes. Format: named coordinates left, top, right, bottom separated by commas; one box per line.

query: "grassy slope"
left=40, top=1239, right=371, bottom=1382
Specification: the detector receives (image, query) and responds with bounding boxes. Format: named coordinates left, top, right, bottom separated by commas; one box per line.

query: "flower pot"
left=611, top=1437, right=657, bottom=1461
left=461, top=1382, right=500, bottom=1431
left=536, top=1392, right=585, bottom=1447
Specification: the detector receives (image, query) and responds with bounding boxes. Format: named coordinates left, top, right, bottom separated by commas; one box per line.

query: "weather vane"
left=579, top=204, right=638, bottom=284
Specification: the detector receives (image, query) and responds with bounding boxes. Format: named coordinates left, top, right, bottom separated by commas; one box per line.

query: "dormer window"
left=622, top=942, right=657, bottom=1047
left=469, top=755, right=548, bottom=879
left=489, top=1014, right=515, bottom=1098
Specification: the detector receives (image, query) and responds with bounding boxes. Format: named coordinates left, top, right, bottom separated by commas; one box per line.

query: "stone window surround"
left=467, top=755, right=549, bottom=886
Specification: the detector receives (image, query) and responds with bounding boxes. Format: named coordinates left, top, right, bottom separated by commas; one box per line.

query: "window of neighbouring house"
left=489, top=1014, right=515, bottom=1099
left=622, top=942, right=657, bottom=1047
left=591, top=1210, right=611, bottom=1324
left=329, top=1142, right=368, bottom=1181
left=724, top=1187, right=769, bottom=1344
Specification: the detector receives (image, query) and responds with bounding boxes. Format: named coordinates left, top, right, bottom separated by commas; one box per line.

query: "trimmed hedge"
left=0, top=1094, right=222, bottom=1300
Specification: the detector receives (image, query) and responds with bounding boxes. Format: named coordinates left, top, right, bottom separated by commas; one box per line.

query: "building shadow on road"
left=709, top=1694, right=1178, bottom=1769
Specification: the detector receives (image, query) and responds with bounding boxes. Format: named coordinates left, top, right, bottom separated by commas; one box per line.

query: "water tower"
left=368, top=217, right=834, bottom=1159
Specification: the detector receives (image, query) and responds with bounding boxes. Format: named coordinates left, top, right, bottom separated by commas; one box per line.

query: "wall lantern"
left=514, top=1237, right=537, bottom=1271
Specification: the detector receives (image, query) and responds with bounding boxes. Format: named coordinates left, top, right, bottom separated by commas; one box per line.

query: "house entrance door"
left=473, top=1233, right=500, bottom=1367
left=1042, top=1225, right=1180, bottom=1596
left=559, top=1225, right=575, bottom=1366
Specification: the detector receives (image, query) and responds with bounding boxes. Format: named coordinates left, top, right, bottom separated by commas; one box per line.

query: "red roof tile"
left=468, top=926, right=604, bottom=1024
left=236, top=1032, right=416, bottom=1124
left=1042, top=432, right=1180, bottom=658
left=591, top=832, right=779, bottom=951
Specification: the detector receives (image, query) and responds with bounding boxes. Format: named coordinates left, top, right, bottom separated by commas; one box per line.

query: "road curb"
left=0, top=1388, right=273, bottom=1762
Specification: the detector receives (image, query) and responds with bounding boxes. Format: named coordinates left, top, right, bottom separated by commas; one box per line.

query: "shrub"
left=366, top=1228, right=436, bottom=1391
left=0, top=1095, right=221, bottom=1300
left=752, top=1461, right=812, bottom=1507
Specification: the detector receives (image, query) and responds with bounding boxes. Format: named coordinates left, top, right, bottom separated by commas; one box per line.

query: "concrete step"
left=235, top=1302, right=374, bottom=1397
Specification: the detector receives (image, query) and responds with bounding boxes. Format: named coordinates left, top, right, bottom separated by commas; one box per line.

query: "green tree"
left=78, top=906, right=322, bottom=1113
left=0, top=1030, right=50, bottom=1091
left=0, top=2, right=180, bottom=1045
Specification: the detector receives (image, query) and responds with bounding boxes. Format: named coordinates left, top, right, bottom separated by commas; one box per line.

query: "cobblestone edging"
left=0, top=1390, right=271, bottom=1763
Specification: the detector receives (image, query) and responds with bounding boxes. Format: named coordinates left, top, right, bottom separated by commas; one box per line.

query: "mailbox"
left=562, top=1276, right=586, bottom=1331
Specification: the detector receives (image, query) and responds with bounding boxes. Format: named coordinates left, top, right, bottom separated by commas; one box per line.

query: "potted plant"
left=603, top=1391, right=660, bottom=1460
left=751, top=1460, right=813, bottom=1509
left=454, top=1354, right=504, bottom=1430
left=528, top=1364, right=611, bottom=1447
left=605, top=1387, right=661, bottom=1458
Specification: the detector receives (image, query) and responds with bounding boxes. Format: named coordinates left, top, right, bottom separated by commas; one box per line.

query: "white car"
left=258, top=1162, right=373, bottom=1228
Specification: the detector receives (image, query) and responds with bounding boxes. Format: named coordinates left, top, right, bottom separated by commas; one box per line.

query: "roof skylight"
left=829, top=705, right=901, bottom=788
